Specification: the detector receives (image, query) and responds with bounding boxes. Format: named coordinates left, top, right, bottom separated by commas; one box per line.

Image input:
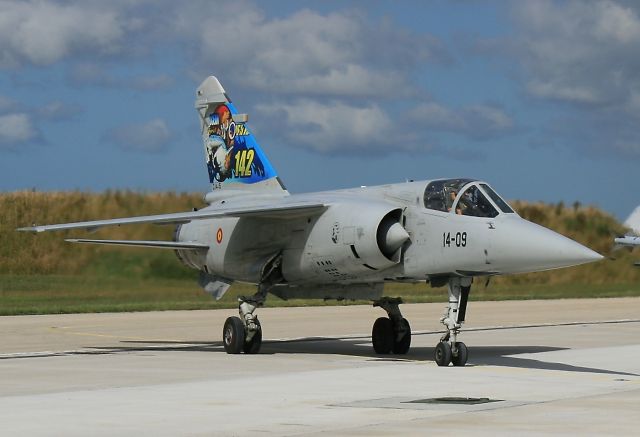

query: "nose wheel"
left=434, top=340, right=468, bottom=366
left=451, top=341, right=468, bottom=366
left=434, top=341, right=451, bottom=366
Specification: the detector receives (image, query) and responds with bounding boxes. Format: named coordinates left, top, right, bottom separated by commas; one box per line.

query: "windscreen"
left=456, top=185, right=498, bottom=218
left=480, top=184, right=514, bottom=213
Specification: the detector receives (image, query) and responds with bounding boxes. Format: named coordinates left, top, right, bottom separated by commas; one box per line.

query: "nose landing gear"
left=435, top=277, right=471, bottom=366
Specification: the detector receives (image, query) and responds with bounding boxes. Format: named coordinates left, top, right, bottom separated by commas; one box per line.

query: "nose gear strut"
left=435, top=276, right=472, bottom=366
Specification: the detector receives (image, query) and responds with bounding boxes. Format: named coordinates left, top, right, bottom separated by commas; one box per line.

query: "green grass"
left=2, top=274, right=639, bottom=316
left=388, top=281, right=640, bottom=302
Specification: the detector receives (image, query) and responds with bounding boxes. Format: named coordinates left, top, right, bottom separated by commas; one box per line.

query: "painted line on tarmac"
left=2, top=319, right=639, bottom=360
left=265, top=318, right=640, bottom=344
left=48, top=325, right=182, bottom=343
left=0, top=341, right=221, bottom=360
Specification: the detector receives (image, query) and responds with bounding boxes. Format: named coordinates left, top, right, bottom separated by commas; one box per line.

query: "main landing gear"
left=222, top=253, right=282, bottom=355
left=371, top=297, right=411, bottom=355
left=222, top=298, right=264, bottom=354
left=370, top=278, right=472, bottom=367
left=434, top=277, right=472, bottom=366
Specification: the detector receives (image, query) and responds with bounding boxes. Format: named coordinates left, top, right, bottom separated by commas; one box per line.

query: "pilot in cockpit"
left=457, top=189, right=475, bottom=216
left=447, top=190, right=458, bottom=212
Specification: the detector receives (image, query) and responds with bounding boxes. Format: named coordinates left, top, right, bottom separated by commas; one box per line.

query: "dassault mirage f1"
left=19, top=76, right=603, bottom=366
left=614, top=206, right=640, bottom=265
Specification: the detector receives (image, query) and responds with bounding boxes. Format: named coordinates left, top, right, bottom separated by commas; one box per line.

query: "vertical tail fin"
left=624, top=205, right=640, bottom=234
left=195, top=76, right=285, bottom=193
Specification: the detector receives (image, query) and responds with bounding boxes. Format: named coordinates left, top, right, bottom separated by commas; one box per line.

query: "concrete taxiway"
left=1, top=297, right=639, bottom=435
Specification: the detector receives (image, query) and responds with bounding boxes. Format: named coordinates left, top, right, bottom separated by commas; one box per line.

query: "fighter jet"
left=614, top=235, right=640, bottom=248
left=18, top=76, right=603, bottom=366
left=614, top=206, right=640, bottom=260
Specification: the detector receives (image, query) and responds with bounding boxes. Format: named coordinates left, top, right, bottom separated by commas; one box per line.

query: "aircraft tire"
left=392, top=318, right=411, bottom=354
left=243, top=320, right=262, bottom=354
left=372, top=317, right=394, bottom=354
left=451, top=342, right=468, bottom=366
left=223, top=316, right=245, bottom=354
left=434, top=341, right=452, bottom=366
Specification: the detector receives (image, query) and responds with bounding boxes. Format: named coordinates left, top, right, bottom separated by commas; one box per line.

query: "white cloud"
left=248, top=65, right=414, bottom=98
left=593, top=0, right=640, bottom=43
left=253, top=98, right=514, bottom=155
left=0, top=1, right=447, bottom=100
left=466, top=105, right=513, bottom=131
left=469, top=1, right=640, bottom=159
left=36, top=102, right=83, bottom=121
left=256, top=100, right=406, bottom=153
left=0, top=98, right=80, bottom=152
left=176, top=4, right=444, bottom=98
left=412, top=102, right=513, bottom=140
left=0, top=113, right=38, bottom=147
left=509, top=1, right=640, bottom=110
left=105, top=118, right=173, bottom=153
left=3, top=2, right=515, bottom=159
left=0, top=1, right=129, bottom=67
left=411, top=103, right=462, bottom=130
left=525, top=81, right=600, bottom=105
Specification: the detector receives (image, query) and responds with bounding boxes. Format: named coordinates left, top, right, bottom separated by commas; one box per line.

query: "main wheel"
left=243, top=319, right=262, bottom=354
left=372, top=317, right=394, bottom=354
left=434, top=341, right=452, bottom=366
left=451, top=341, right=468, bottom=366
left=392, top=318, right=411, bottom=354
left=223, top=316, right=245, bottom=354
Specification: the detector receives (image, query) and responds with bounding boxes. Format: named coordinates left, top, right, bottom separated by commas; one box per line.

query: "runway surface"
left=1, top=297, right=639, bottom=435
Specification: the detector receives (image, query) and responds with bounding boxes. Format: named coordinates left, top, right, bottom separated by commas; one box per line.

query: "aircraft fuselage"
left=175, top=179, right=601, bottom=290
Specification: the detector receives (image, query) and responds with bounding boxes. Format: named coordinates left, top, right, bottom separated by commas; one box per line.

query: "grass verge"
left=2, top=274, right=639, bottom=316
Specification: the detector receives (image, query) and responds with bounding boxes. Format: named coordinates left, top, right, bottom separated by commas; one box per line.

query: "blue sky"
left=0, top=0, right=637, bottom=220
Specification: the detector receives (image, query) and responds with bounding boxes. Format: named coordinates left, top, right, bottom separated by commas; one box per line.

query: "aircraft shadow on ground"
left=108, top=335, right=639, bottom=377
left=4, top=333, right=636, bottom=377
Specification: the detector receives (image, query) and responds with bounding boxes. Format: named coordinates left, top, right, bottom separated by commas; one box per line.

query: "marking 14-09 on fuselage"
left=18, top=76, right=603, bottom=367
left=443, top=232, right=468, bottom=248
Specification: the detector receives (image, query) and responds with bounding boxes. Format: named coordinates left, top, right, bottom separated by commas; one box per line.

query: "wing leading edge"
left=65, top=239, right=209, bottom=250
left=17, top=202, right=326, bottom=233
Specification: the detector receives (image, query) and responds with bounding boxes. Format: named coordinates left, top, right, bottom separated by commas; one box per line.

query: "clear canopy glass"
left=456, top=185, right=498, bottom=218
left=480, top=183, right=514, bottom=213
left=423, top=179, right=473, bottom=213
left=424, top=179, right=514, bottom=217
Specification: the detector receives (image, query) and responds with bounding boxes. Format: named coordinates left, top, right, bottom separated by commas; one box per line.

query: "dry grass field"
left=1, top=191, right=638, bottom=315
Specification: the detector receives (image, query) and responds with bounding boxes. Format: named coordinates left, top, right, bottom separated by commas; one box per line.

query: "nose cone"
left=492, top=218, right=603, bottom=273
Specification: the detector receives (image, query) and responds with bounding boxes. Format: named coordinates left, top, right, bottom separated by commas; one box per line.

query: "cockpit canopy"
left=423, top=179, right=514, bottom=218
